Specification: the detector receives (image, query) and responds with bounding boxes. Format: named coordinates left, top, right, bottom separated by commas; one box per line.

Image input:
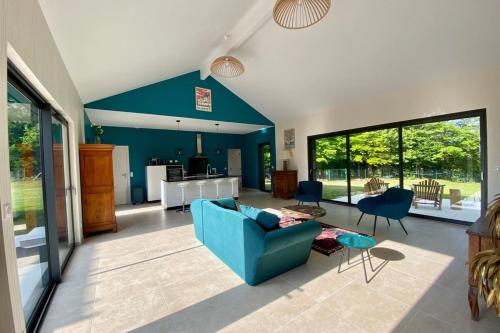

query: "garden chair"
left=411, top=178, right=445, bottom=210
left=363, top=178, right=389, bottom=196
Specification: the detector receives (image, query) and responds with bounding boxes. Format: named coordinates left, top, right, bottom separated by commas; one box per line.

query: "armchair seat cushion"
left=295, top=193, right=320, bottom=203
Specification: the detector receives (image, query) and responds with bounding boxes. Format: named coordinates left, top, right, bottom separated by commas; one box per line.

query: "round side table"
left=336, top=233, right=377, bottom=283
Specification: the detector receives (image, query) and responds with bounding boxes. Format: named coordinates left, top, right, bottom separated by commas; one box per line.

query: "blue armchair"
left=357, top=187, right=414, bottom=236
left=295, top=181, right=323, bottom=206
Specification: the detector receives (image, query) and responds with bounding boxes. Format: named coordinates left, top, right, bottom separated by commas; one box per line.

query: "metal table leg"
left=338, top=248, right=346, bottom=273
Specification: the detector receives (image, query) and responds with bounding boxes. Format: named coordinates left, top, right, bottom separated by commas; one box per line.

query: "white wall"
left=0, top=0, right=84, bottom=331
left=275, top=67, right=500, bottom=201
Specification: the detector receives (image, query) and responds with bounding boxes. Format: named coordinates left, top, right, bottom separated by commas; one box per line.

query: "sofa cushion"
left=211, top=198, right=238, bottom=211
left=240, top=205, right=280, bottom=231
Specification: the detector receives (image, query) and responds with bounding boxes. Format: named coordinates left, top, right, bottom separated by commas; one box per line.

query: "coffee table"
left=281, top=205, right=327, bottom=220
left=336, top=233, right=376, bottom=283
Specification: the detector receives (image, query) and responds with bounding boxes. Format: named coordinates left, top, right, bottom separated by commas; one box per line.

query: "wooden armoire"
left=273, top=170, right=298, bottom=199
left=79, top=144, right=117, bottom=237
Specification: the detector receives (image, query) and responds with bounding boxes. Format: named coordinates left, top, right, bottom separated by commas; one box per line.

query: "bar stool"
left=228, top=177, right=238, bottom=199
left=196, top=180, right=207, bottom=199
left=177, top=182, right=190, bottom=213
left=213, top=178, right=224, bottom=199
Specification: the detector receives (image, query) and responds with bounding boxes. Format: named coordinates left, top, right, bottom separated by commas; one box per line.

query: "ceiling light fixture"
left=210, top=56, right=245, bottom=78
left=215, top=123, right=221, bottom=155
left=176, top=120, right=184, bottom=156
left=273, top=0, right=331, bottom=30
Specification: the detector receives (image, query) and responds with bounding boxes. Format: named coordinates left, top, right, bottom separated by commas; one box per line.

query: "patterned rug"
left=279, top=217, right=365, bottom=256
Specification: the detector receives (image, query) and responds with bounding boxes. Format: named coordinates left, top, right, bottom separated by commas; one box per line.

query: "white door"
left=228, top=149, right=241, bottom=176
left=113, top=146, right=131, bottom=205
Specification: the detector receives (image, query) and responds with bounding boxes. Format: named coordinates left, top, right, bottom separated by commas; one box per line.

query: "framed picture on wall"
left=284, top=128, right=295, bottom=149
left=195, top=87, right=212, bottom=112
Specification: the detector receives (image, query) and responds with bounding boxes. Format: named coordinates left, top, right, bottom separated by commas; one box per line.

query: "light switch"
left=130, top=172, right=134, bottom=177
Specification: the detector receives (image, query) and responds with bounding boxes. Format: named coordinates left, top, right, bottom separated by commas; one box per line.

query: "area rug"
left=279, top=217, right=365, bottom=256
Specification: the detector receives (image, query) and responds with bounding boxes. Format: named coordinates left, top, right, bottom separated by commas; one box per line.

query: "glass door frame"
left=258, top=142, right=272, bottom=192
left=8, top=62, right=74, bottom=332
left=50, top=111, right=75, bottom=271
left=307, top=109, right=487, bottom=225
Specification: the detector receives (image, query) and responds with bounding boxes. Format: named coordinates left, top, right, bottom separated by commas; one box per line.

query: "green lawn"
left=321, top=178, right=481, bottom=201
left=11, top=179, right=44, bottom=230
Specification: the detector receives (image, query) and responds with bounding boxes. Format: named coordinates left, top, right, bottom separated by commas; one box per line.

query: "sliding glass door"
left=311, top=135, right=348, bottom=202
left=402, top=117, right=481, bottom=222
left=349, top=128, right=400, bottom=204
left=8, top=69, right=75, bottom=331
left=308, top=110, right=485, bottom=224
left=8, top=82, right=51, bottom=323
left=51, top=116, right=75, bottom=268
left=259, top=143, right=272, bottom=192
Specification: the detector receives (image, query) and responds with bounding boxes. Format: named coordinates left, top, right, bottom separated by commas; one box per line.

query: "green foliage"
left=92, top=124, right=104, bottom=137
left=8, top=121, right=41, bottom=176
left=314, top=118, right=481, bottom=182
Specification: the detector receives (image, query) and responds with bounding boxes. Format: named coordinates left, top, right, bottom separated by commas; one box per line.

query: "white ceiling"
left=217, top=0, right=500, bottom=123
left=85, top=108, right=271, bottom=134
left=39, top=0, right=255, bottom=103
left=41, top=0, right=500, bottom=124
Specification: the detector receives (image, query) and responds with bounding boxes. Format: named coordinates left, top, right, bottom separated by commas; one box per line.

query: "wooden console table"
left=466, top=216, right=494, bottom=320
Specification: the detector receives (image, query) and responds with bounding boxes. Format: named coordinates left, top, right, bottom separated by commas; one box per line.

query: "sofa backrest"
left=190, top=199, right=265, bottom=281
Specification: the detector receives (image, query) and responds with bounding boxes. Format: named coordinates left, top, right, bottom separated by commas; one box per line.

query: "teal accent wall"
left=85, top=71, right=273, bottom=126
left=242, top=127, right=277, bottom=189
left=100, top=126, right=244, bottom=191
left=98, top=126, right=276, bottom=195
left=84, top=110, right=93, bottom=143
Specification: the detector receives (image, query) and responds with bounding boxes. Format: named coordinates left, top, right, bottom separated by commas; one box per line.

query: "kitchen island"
left=161, top=175, right=239, bottom=209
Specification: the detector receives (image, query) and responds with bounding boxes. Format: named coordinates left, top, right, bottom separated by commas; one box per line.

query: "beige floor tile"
left=274, top=303, right=365, bottom=333
left=91, top=292, right=168, bottom=333
left=321, top=280, right=411, bottom=332
left=394, top=310, right=463, bottom=333
left=38, top=190, right=499, bottom=333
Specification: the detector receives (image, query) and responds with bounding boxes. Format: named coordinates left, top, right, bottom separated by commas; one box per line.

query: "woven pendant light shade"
left=273, top=0, right=331, bottom=29
left=210, top=56, right=245, bottom=78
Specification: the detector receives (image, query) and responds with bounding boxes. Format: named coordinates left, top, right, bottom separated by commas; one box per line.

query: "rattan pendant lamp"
left=210, top=56, right=245, bottom=78
left=273, top=0, right=332, bottom=29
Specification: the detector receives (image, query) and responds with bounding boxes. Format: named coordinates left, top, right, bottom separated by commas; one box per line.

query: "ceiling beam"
left=200, top=0, right=274, bottom=80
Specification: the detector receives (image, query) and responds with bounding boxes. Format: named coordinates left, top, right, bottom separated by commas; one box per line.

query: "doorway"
left=112, top=146, right=131, bottom=205
left=227, top=149, right=241, bottom=176
left=258, top=143, right=272, bottom=192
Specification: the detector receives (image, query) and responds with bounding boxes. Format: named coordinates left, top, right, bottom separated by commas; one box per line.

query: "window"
left=308, top=110, right=486, bottom=224
left=8, top=67, right=75, bottom=332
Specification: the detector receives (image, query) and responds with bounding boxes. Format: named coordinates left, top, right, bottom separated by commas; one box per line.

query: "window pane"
left=349, top=128, right=400, bottom=204
left=8, top=82, right=50, bottom=321
left=52, top=117, right=74, bottom=267
left=403, top=118, right=481, bottom=222
left=313, top=136, right=348, bottom=202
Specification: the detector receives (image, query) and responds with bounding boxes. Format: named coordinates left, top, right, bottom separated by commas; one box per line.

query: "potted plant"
left=470, top=194, right=500, bottom=316
left=91, top=124, right=104, bottom=144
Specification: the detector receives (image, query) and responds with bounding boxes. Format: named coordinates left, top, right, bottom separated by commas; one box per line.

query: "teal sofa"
left=191, top=198, right=322, bottom=285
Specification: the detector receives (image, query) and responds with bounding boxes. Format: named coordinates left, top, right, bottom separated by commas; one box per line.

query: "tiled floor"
left=40, top=190, right=499, bottom=333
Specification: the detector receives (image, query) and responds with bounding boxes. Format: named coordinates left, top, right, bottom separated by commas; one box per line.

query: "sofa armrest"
left=263, top=221, right=322, bottom=254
